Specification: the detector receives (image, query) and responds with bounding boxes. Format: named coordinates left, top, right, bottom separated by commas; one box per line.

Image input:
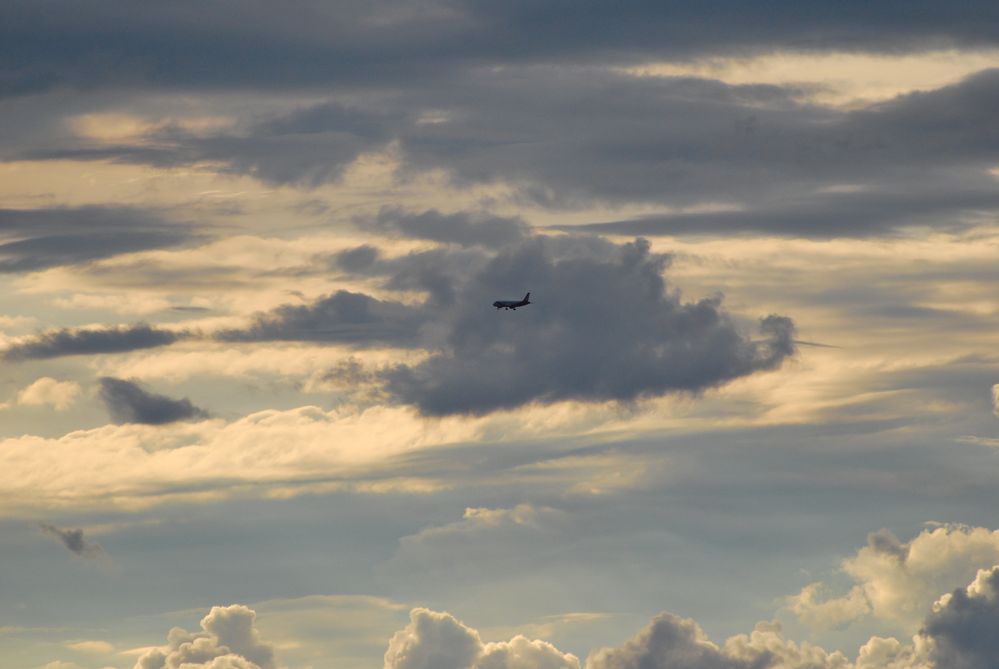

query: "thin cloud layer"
left=216, top=290, right=428, bottom=347
left=385, top=237, right=795, bottom=415
left=99, top=377, right=209, bottom=425
left=368, top=208, right=530, bottom=247
left=4, top=1, right=999, bottom=97
left=20, top=67, right=999, bottom=238
left=3, top=324, right=184, bottom=360
left=0, top=207, right=197, bottom=272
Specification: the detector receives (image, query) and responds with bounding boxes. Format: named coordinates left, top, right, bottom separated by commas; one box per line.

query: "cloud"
left=789, top=525, right=999, bottom=631
left=4, top=1, right=999, bottom=98
left=386, top=505, right=570, bottom=580
left=991, top=384, right=998, bottom=415
left=567, top=184, right=999, bottom=239
left=0, top=207, right=197, bottom=272
left=586, top=613, right=852, bottom=669
left=38, top=523, right=103, bottom=558
left=215, top=290, right=428, bottom=347
left=3, top=324, right=184, bottom=360
left=385, top=236, right=795, bottom=415
left=134, top=605, right=275, bottom=669
left=923, top=565, right=999, bottom=669
left=99, top=377, right=209, bottom=425
left=64, top=640, right=114, bottom=653
left=384, top=608, right=580, bottom=669
left=12, top=377, right=81, bottom=410
left=368, top=208, right=530, bottom=247
left=386, top=608, right=925, bottom=669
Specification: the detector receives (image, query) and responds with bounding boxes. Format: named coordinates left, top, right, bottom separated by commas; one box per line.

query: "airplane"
left=493, top=292, right=531, bottom=310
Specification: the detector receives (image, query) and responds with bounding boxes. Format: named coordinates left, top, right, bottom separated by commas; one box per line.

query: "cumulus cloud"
left=12, top=377, right=81, bottom=410
left=789, top=525, right=999, bottom=631
left=38, top=522, right=103, bottom=558
left=587, top=613, right=853, bottom=669
left=3, top=324, right=183, bottom=360
left=385, top=608, right=940, bottom=669
left=385, top=236, right=795, bottom=415
left=384, top=608, right=580, bottom=669
left=923, top=565, right=999, bottom=668
left=134, top=605, right=276, bottom=669
left=99, top=377, right=209, bottom=425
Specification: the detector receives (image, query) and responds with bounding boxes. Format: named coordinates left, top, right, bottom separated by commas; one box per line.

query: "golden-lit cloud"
left=623, top=49, right=999, bottom=106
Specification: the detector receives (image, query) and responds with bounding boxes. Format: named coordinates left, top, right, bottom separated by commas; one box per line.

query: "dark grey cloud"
left=334, top=245, right=381, bottom=273
left=99, top=377, right=209, bottom=425
left=367, top=208, right=530, bottom=247
left=4, top=1, right=999, bottom=98
left=384, top=236, right=795, bottom=415
left=38, top=522, right=103, bottom=558
left=379, top=247, right=490, bottom=309
left=923, top=566, right=999, bottom=669
left=0, top=207, right=197, bottom=272
left=3, top=324, right=184, bottom=360
left=25, top=67, right=999, bottom=239
left=866, top=528, right=908, bottom=562
left=567, top=181, right=999, bottom=238
left=393, top=67, right=999, bottom=212
left=215, top=290, right=428, bottom=347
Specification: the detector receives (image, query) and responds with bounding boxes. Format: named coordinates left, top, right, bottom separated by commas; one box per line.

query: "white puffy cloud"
left=382, top=607, right=942, bottom=669
left=14, top=377, right=81, bottom=410
left=789, top=526, right=999, bottom=631
left=134, top=605, right=275, bottom=669
left=384, top=608, right=580, bottom=669
left=788, top=584, right=871, bottom=630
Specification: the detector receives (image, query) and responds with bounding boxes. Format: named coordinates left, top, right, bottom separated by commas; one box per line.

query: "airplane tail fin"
left=524, top=292, right=531, bottom=303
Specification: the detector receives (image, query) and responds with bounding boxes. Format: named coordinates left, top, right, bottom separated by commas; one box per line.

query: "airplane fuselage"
left=493, top=292, right=531, bottom=310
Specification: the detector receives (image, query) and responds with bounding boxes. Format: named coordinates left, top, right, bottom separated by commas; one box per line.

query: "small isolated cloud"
left=384, top=608, right=580, bottom=669
left=3, top=324, right=183, bottom=361
left=789, top=525, right=999, bottom=632
left=991, top=384, right=998, bottom=415
left=15, top=377, right=81, bottom=410
left=64, top=640, right=114, bottom=654
left=134, top=604, right=276, bottom=669
left=39, top=662, right=84, bottom=669
left=99, top=377, right=209, bottom=425
left=38, top=523, right=103, bottom=558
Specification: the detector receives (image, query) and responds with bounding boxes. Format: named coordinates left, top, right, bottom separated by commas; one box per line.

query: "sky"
left=1, top=2, right=998, bottom=668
